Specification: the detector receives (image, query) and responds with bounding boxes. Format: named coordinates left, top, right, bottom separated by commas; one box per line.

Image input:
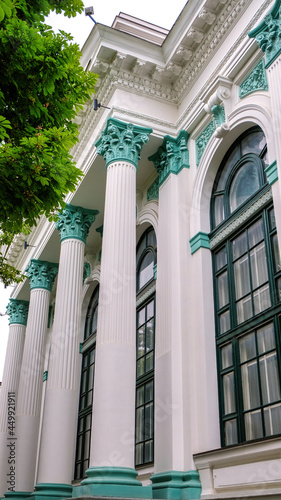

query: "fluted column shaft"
left=36, top=205, right=97, bottom=490
left=15, top=289, right=50, bottom=492
left=0, top=300, right=28, bottom=497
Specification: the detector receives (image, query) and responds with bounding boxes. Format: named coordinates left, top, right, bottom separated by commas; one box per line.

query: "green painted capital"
left=56, top=204, right=98, bottom=244
left=26, top=259, right=58, bottom=292
left=95, top=117, right=152, bottom=169
left=149, top=130, right=189, bottom=186
left=6, top=298, right=29, bottom=326
left=249, top=0, right=281, bottom=67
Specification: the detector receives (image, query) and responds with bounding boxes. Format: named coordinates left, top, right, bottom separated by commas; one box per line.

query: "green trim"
left=248, top=0, right=281, bottom=67
left=95, top=117, right=152, bottom=169
left=79, top=342, right=83, bottom=353
left=79, top=466, right=150, bottom=498
left=153, top=263, right=157, bottom=280
left=151, top=470, right=201, bottom=500
left=56, top=204, right=98, bottom=244
left=96, top=225, right=103, bottom=238
left=149, top=130, right=189, bottom=186
left=4, top=493, right=31, bottom=499
left=6, top=298, right=29, bottom=326
left=25, top=259, right=58, bottom=292
left=190, top=232, right=210, bottom=254
left=265, top=160, right=278, bottom=185
left=239, top=59, right=268, bottom=98
left=30, top=483, right=72, bottom=499
left=196, top=120, right=216, bottom=166
left=83, top=262, right=91, bottom=283
left=43, top=371, right=48, bottom=382
left=147, top=176, right=159, bottom=201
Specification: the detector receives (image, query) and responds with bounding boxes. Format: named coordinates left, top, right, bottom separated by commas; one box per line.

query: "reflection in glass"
left=138, top=252, right=154, bottom=290
left=229, top=163, right=260, bottom=213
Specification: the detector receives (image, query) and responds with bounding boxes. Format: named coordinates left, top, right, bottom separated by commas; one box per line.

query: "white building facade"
left=1, top=0, right=281, bottom=499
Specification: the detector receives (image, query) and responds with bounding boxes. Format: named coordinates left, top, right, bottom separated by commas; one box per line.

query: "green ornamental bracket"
left=6, top=298, right=29, bottom=326
left=249, top=0, right=281, bottom=68
left=26, top=259, right=58, bottom=292
left=95, top=118, right=152, bottom=169
left=56, top=204, right=99, bottom=244
left=149, top=130, right=189, bottom=186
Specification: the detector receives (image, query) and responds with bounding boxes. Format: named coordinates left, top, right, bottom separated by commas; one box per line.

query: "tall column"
left=0, top=299, right=28, bottom=497
left=34, top=204, right=98, bottom=500
left=249, top=0, right=281, bottom=246
left=148, top=133, right=201, bottom=499
left=79, top=118, right=152, bottom=499
left=10, top=261, right=58, bottom=499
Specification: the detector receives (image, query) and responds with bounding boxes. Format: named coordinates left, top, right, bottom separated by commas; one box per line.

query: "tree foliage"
left=0, top=0, right=97, bottom=285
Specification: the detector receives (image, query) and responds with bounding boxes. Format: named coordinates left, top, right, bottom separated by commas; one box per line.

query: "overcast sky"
left=0, top=0, right=187, bottom=381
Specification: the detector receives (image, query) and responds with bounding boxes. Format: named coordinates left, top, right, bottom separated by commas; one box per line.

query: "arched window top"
left=137, top=227, right=157, bottom=292
left=211, top=128, right=268, bottom=229
left=84, top=286, right=99, bottom=340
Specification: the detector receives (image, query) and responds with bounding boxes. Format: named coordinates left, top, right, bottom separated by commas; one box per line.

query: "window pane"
left=272, top=234, right=281, bottom=272
left=217, top=271, right=229, bottom=308
left=229, top=162, right=260, bottom=213
left=259, top=352, right=281, bottom=404
left=136, top=386, right=144, bottom=406
left=214, top=195, right=224, bottom=226
left=241, top=360, right=261, bottom=410
left=224, top=419, right=238, bottom=446
left=145, top=402, right=154, bottom=439
left=146, top=351, right=153, bottom=372
left=147, top=229, right=157, bottom=248
left=239, top=332, right=256, bottom=362
left=257, top=323, right=275, bottom=353
left=221, top=344, right=233, bottom=369
left=216, top=247, right=227, bottom=270
left=250, top=242, right=268, bottom=289
left=241, top=131, right=266, bottom=155
left=219, top=310, right=230, bottom=334
left=147, top=300, right=154, bottom=320
left=92, top=308, right=98, bottom=334
left=244, top=410, right=263, bottom=440
left=269, top=209, right=276, bottom=230
left=248, top=219, right=264, bottom=248
left=136, top=407, right=144, bottom=442
left=137, top=327, right=145, bottom=359
left=234, top=256, right=251, bottom=299
left=236, top=295, right=253, bottom=324
left=145, top=381, right=153, bottom=403
left=138, top=308, right=145, bottom=327
left=135, top=443, right=143, bottom=466
left=145, top=440, right=153, bottom=462
left=217, top=145, right=240, bottom=191
left=232, top=232, right=247, bottom=260
left=253, top=284, right=271, bottom=314
left=264, top=404, right=281, bottom=436
left=223, top=372, right=236, bottom=414
left=137, top=358, right=145, bottom=377
left=138, top=252, right=154, bottom=289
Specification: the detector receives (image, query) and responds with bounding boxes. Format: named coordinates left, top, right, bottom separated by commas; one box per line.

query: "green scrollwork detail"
left=196, top=120, right=216, bottom=166
left=239, top=59, right=268, bottom=98
left=56, top=204, right=99, bottom=244
left=147, top=177, right=159, bottom=201
left=95, top=118, right=152, bottom=169
left=26, top=259, right=58, bottom=292
left=6, top=298, right=29, bottom=326
left=249, top=0, right=281, bottom=67
left=148, top=130, right=189, bottom=186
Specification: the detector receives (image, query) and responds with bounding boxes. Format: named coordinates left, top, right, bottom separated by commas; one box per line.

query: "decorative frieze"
left=56, top=204, right=98, bottom=244
left=149, top=130, right=189, bottom=186
left=6, top=298, right=29, bottom=326
left=196, top=120, right=216, bottom=166
left=249, top=0, right=281, bottom=68
left=147, top=177, right=159, bottom=201
left=95, top=117, right=152, bottom=169
left=239, top=59, right=268, bottom=98
left=25, top=259, right=58, bottom=292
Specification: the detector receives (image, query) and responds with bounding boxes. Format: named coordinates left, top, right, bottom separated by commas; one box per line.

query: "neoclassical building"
left=1, top=0, right=281, bottom=499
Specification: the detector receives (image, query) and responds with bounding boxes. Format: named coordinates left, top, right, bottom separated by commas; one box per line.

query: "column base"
left=77, top=466, right=151, bottom=498
left=4, top=493, right=31, bottom=499
left=30, top=483, right=72, bottom=500
left=151, top=470, right=201, bottom=500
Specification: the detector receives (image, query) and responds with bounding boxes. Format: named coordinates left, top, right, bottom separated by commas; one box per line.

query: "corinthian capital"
left=25, top=259, right=58, bottom=292
left=56, top=204, right=99, bottom=244
left=6, top=298, right=29, bottom=326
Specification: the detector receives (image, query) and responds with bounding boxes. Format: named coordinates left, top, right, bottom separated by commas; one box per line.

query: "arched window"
left=74, top=286, right=99, bottom=480
left=211, top=127, right=281, bottom=447
left=135, top=227, right=157, bottom=466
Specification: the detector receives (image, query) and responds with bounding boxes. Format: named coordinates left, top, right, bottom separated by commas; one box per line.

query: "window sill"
left=193, top=436, right=281, bottom=498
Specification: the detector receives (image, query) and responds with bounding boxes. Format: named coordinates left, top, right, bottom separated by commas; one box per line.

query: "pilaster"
left=14, top=261, right=58, bottom=496
left=0, top=300, right=29, bottom=497
left=80, top=118, right=152, bottom=499
left=35, top=205, right=97, bottom=499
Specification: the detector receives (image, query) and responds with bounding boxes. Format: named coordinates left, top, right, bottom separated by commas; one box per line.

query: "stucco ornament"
left=239, top=59, right=268, bottom=98
left=25, top=259, right=58, bottom=292
left=147, top=177, right=159, bottom=201
left=56, top=204, right=98, bottom=244
left=95, top=117, right=152, bottom=169
left=249, top=0, right=281, bottom=67
left=149, top=130, right=189, bottom=186
left=196, top=120, right=216, bottom=166
left=6, top=298, right=29, bottom=326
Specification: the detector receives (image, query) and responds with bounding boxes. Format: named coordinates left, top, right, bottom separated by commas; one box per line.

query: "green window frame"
left=211, top=128, right=281, bottom=447
left=74, top=286, right=99, bottom=480
left=135, top=227, right=156, bottom=466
